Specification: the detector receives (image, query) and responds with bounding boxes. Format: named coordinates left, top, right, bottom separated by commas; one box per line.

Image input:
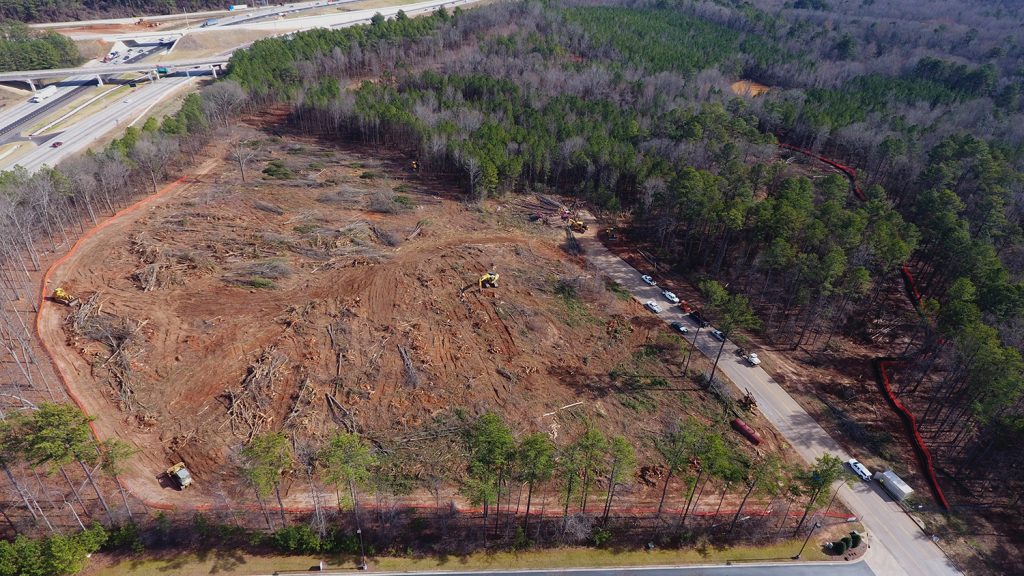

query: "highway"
left=0, top=0, right=479, bottom=173
left=4, top=72, right=201, bottom=172
left=576, top=229, right=961, bottom=576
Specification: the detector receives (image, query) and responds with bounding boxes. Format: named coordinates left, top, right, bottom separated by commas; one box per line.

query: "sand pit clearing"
left=48, top=136, right=780, bottom=506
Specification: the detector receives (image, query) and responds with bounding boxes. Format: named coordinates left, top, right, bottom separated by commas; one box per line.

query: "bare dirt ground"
left=730, top=80, right=771, bottom=97
left=38, top=122, right=808, bottom=519
left=159, top=30, right=276, bottom=60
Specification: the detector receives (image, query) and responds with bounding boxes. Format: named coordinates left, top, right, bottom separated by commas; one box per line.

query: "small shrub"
left=850, top=531, right=862, bottom=548
left=263, top=159, right=294, bottom=179
left=249, top=277, right=274, bottom=289
left=308, top=161, right=325, bottom=170
left=513, top=526, right=529, bottom=550
left=592, top=527, right=613, bottom=548
left=393, top=194, right=415, bottom=208
left=841, top=535, right=852, bottom=549
left=359, top=170, right=383, bottom=179
left=293, top=223, right=319, bottom=234
left=270, top=525, right=321, bottom=554
left=103, top=523, right=144, bottom=554
left=832, top=540, right=847, bottom=555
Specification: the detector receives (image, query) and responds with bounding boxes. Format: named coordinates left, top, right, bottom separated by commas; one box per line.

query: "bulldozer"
left=568, top=218, right=588, bottom=233
left=479, top=271, right=499, bottom=289
left=166, top=462, right=193, bottom=489
left=51, top=287, right=79, bottom=306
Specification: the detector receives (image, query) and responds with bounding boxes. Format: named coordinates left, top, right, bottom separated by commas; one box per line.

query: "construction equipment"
left=51, top=287, right=79, bottom=306
left=166, top=462, right=194, bottom=489
left=410, top=160, right=419, bottom=171
left=568, top=218, right=588, bottom=233
left=479, top=271, right=499, bottom=289
left=739, top=388, right=757, bottom=412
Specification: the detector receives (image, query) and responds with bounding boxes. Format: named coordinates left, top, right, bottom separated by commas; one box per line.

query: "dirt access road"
left=36, top=159, right=224, bottom=510
left=575, top=224, right=960, bottom=576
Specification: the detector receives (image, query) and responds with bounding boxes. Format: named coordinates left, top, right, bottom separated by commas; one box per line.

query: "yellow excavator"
left=51, top=287, right=79, bottom=306
left=479, top=271, right=499, bottom=289
left=568, top=218, right=588, bottom=233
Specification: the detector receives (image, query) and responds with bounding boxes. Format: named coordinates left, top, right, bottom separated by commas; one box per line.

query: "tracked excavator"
left=479, top=271, right=499, bottom=289
left=51, top=287, right=79, bottom=306
left=568, top=218, right=588, bottom=233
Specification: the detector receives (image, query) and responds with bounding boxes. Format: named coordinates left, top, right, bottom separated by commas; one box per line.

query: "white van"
left=847, top=458, right=872, bottom=481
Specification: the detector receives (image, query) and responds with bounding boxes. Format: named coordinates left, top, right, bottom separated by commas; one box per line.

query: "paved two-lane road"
left=575, top=228, right=960, bottom=576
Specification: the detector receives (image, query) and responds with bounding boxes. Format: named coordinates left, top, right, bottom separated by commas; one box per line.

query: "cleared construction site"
left=39, top=131, right=798, bottom=519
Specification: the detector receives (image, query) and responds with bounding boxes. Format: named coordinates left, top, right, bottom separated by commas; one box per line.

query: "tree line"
left=233, top=413, right=849, bottom=549
left=1, top=0, right=223, bottom=24
left=0, top=22, right=81, bottom=72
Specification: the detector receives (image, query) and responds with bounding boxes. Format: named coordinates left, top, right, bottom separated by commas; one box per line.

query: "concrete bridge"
left=0, top=57, right=230, bottom=90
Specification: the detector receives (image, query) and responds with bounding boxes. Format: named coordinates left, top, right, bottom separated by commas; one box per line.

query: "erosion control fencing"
left=779, top=142, right=950, bottom=510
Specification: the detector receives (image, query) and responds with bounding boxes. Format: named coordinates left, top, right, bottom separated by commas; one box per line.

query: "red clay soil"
left=36, top=135, right=805, bottom=516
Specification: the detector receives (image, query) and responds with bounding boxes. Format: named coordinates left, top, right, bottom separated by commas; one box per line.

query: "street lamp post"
left=793, top=521, right=822, bottom=560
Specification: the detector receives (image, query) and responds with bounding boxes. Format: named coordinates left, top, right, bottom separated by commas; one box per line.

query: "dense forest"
left=0, top=0, right=221, bottom=23
left=0, top=22, right=81, bottom=72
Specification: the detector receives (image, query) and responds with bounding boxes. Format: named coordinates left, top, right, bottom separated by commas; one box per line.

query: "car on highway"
left=50, top=141, right=63, bottom=148
left=710, top=329, right=725, bottom=341
left=745, top=352, right=761, bottom=365
left=689, top=310, right=710, bottom=328
left=644, top=301, right=662, bottom=314
left=847, top=458, right=872, bottom=481
left=662, top=290, right=680, bottom=304
left=670, top=321, right=689, bottom=334
left=641, top=274, right=656, bottom=286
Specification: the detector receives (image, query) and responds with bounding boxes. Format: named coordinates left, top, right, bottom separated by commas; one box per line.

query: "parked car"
left=847, top=459, right=872, bottom=481
left=689, top=310, right=711, bottom=328
left=745, top=352, right=761, bottom=366
left=670, top=321, right=689, bottom=334
left=641, top=274, right=656, bottom=286
left=710, top=329, right=726, bottom=341
left=662, top=290, right=680, bottom=304
left=50, top=141, right=63, bottom=148
left=644, top=301, right=662, bottom=313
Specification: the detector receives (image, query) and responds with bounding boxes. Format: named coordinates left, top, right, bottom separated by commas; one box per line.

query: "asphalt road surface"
left=575, top=229, right=961, bottom=576
left=254, top=564, right=876, bottom=576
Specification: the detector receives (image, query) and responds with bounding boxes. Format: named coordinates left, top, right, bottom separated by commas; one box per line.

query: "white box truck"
left=874, top=469, right=914, bottom=501
left=29, top=85, right=58, bottom=103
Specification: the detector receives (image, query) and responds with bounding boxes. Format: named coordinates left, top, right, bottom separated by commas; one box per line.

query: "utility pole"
left=793, top=521, right=821, bottom=560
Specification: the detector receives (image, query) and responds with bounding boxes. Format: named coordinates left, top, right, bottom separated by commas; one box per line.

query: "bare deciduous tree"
left=130, top=134, right=179, bottom=193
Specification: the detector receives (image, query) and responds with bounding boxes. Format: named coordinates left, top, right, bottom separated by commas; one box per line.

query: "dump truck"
left=874, top=469, right=913, bottom=501
left=166, top=462, right=194, bottom=489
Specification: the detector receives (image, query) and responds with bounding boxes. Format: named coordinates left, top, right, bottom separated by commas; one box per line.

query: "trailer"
left=227, top=3, right=248, bottom=9
left=29, top=85, right=58, bottom=103
left=874, top=469, right=914, bottom=501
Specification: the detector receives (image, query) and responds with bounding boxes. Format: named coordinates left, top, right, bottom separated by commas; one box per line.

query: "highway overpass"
left=0, top=57, right=230, bottom=90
